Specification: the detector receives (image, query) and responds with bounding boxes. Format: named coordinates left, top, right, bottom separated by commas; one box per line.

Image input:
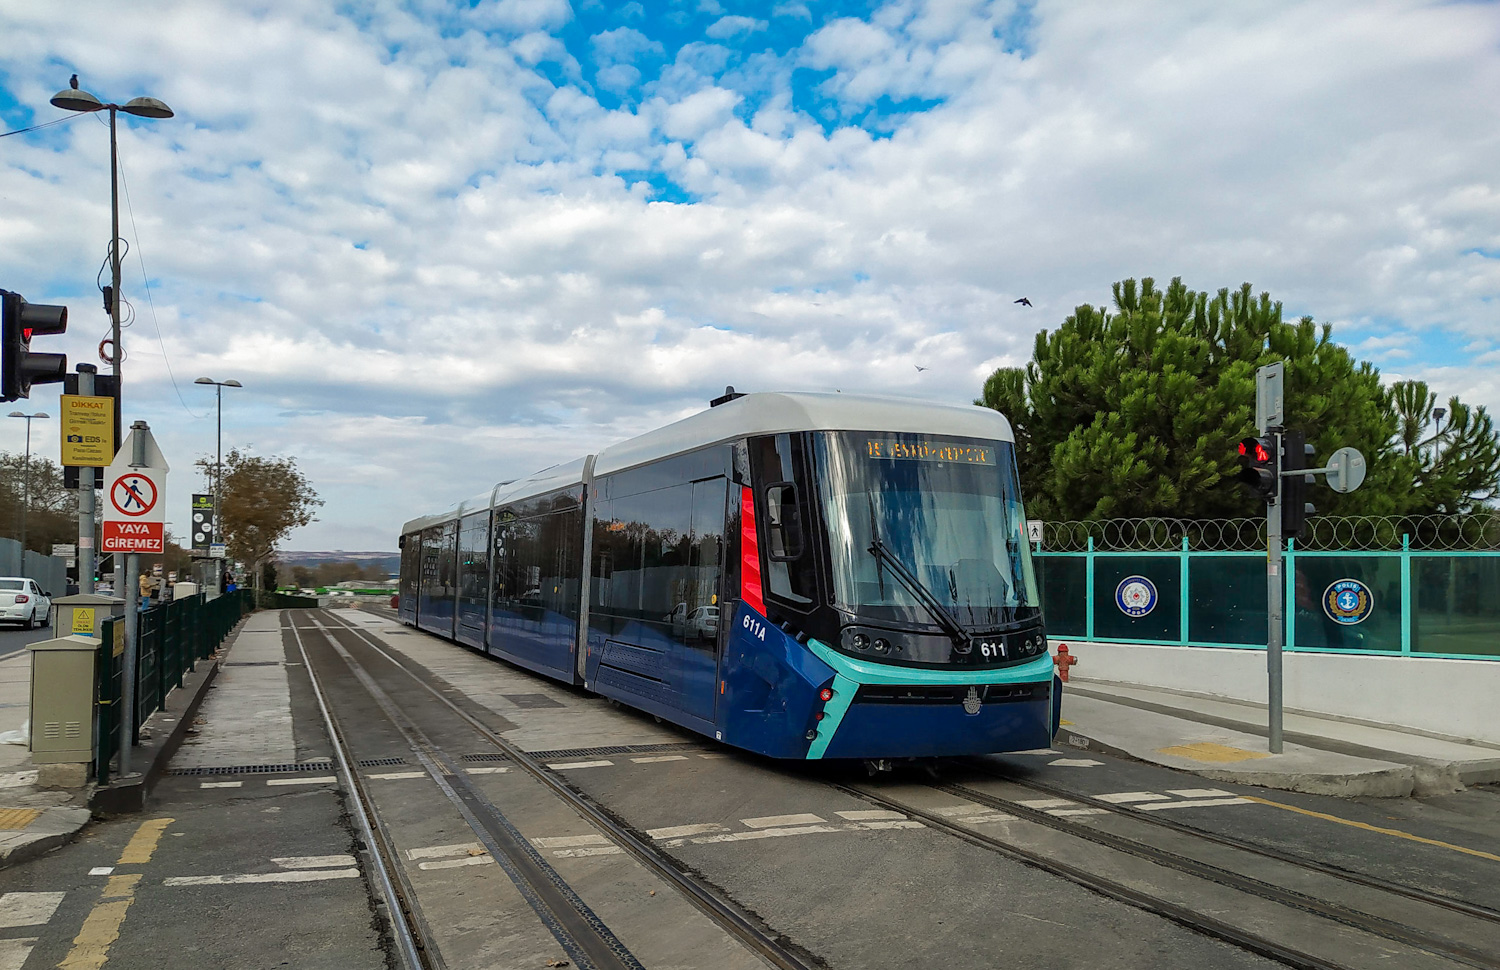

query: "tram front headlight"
left=872, top=638, right=890, bottom=654
left=852, top=632, right=870, bottom=650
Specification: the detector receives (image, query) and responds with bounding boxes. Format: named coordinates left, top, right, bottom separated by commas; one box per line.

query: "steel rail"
left=286, top=615, right=436, bottom=970
left=321, top=609, right=821, bottom=970
left=302, top=614, right=644, bottom=970
left=835, top=781, right=1356, bottom=970
left=931, top=780, right=1500, bottom=970
left=970, top=766, right=1500, bottom=925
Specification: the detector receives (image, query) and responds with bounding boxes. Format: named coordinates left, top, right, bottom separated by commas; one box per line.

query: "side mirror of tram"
left=764, top=483, right=804, bottom=561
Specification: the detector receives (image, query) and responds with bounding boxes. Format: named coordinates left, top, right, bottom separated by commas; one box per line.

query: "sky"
left=0, top=0, right=1496, bottom=552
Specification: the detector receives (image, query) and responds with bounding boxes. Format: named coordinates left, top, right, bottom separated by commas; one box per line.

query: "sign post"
left=100, top=421, right=168, bottom=777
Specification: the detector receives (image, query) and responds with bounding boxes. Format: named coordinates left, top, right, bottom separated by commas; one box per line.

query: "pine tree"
left=978, top=277, right=1430, bottom=521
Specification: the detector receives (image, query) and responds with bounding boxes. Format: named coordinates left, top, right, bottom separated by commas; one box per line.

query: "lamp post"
left=7, top=411, right=48, bottom=555
left=194, top=378, right=240, bottom=593
left=48, top=84, right=174, bottom=405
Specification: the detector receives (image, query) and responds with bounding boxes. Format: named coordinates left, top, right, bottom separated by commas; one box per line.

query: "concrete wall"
left=1059, top=639, right=1500, bottom=746
left=0, top=537, right=68, bottom=595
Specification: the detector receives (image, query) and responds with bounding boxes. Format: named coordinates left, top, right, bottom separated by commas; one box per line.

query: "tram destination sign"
left=864, top=439, right=996, bottom=464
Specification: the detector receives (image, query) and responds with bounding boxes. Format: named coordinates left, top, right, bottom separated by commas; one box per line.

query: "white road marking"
left=936, top=804, right=988, bottom=817
left=406, top=843, right=482, bottom=860
left=852, top=820, right=925, bottom=831
left=418, top=856, right=495, bottom=871
left=163, top=869, right=360, bottom=886
left=1097, top=792, right=1170, bottom=804
left=89, top=867, right=115, bottom=876
left=835, top=810, right=906, bottom=821
left=266, top=776, right=338, bottom=786
left=1048, top=758, right=1104, bottom=767
left=272, top=855, right=357, bottom=869
left=0, top=892, right=65, bottom=928
left=551, top=846, right=625, bottom=858
left=0, top=938, right=37, bottom=970
left=368, top=771, right=426, bottom=780
left=200, top=781, right=242, bottom=789
left=1016, top=798, right=1074, bottom=809
left=631, top=755, right=689, bottom=763
left=547, top=760, right=613, bottom=770
left=687, top=824, right=844, bottom=844
left=1047, top=807, right=1111, bottom=817
left=1139, top=797, right=1251, bottom=811
left=741, top=813, right=825, bottom=829
left=648, top=823, right=729, bottom=839
left=465, top=766, right=509, bottom=775
left=533, top=835, right=609, bottom=849
left=1166, top=788, right=1235, bottom=799
left=0, top=770, right=38, bottom=789
left=698, top=753, right=730, bottom=759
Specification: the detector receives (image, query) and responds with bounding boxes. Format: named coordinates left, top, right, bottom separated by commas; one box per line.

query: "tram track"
left=305, top=609, right=821, bottom=970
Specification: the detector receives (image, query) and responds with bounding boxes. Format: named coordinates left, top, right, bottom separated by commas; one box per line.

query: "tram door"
left=684, top=476, right=728, bottom=723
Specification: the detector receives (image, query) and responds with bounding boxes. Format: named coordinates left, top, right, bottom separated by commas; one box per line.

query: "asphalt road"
left=0, top=616, right=56, bottom=660
left=3, top=606, right=1498, bottom=970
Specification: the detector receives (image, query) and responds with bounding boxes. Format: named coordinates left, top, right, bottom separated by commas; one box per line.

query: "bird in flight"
left=914, top=364, right=928, bottom=372
left=1014, top=297, right=1032, bottom=307
left=69, top=74, right=79, bottom=90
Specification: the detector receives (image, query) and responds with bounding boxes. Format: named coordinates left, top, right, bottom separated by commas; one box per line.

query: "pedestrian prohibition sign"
left=110, top=473, right=159, bottom=517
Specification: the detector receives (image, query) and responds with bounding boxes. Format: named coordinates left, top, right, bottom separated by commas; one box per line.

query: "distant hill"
left=277, top=550, right=400, bottom=574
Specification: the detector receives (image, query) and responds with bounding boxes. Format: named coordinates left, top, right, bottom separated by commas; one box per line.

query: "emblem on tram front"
left=1115, top=576, right=1158, bottom=618
left=1323, top=578, right=1373, bottom=625
left=962, top=686, right=983, bottom=715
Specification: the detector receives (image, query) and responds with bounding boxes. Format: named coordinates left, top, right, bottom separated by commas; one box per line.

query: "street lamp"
left=8, top=411, right=49, bottom=554
left=194, top=378, right=241, bottom=587
left=49, top=83, right=174, bottom=403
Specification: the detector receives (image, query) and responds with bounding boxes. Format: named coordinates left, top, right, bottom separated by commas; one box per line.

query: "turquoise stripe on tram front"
left=803, top=640, right=1054, bottom=759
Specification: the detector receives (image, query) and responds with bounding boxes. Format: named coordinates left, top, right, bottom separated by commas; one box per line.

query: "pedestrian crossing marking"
left=0, top=892, right=65, bottom=929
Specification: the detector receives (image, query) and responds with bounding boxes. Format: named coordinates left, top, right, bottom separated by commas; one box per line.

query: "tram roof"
left=400, top=392, right=1013, bottom=534
left=592, top=391, right=1013, bottom=477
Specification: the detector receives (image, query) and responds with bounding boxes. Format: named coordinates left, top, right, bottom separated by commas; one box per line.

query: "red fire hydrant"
left=1054, top=643, right=1078, bottom=683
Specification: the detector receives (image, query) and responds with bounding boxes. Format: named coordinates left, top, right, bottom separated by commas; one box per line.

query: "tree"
left=978, top=277, right=1420, bottom=521
left=197, top=449, right=322, bottom=589
left=1389, top=380, right=1500, bottom=515
left=0, top=451, right=79, bottom=554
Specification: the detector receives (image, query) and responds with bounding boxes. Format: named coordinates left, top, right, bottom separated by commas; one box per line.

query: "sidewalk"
left=0, top=650, right=91, bottom=867
left=1060, top=676, right=1500, bottom=798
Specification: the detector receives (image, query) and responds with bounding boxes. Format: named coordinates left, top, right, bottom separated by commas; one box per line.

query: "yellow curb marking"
left=1157, top=742, right=1271, bottom=763
left=1243, top=796, right=1500, bottom=863
left=0, top=807, right=42, bottom=830
left=117, top=817, right=173, bottom=865
left=58, top=875, right=142, bottom=970
left=57, top=817, right=173, bottom=970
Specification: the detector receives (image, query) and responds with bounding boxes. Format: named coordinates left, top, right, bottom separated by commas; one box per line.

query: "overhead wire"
left=0, top=112, right=83, bottom=139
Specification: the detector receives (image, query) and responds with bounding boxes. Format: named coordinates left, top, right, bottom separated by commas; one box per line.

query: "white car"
left=0, top=578, right=52, bottom=629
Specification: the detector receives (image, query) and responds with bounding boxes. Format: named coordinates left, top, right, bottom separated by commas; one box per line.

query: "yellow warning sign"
left=60, top=394, right=115, bottom=467
left=72, top=607, right=96, bottom=635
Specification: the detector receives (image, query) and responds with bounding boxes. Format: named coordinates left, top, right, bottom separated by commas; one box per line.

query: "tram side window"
left=439, top=520, right=458, bottom=596
left=458, top=512, right=489, bottom=609
left=601, top=484, right=693, bottom=621
left=749, top=434, right=814, bottom=605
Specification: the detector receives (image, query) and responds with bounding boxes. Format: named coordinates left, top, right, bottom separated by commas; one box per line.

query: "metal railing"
left=94, top=589, right=254, bottom=785
left=1039, top=513, right=1500, bottom=552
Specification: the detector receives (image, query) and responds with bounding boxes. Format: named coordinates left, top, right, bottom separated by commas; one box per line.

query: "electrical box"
left=28, top=635, right=99, bottom=765
left=51, top=593, right=125, bottom=641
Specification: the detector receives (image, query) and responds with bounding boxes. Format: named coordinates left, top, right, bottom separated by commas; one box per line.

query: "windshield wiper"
left=866, top=517, right=972, bottom=651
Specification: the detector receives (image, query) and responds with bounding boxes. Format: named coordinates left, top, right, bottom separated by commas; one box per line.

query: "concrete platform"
left=1060, top=677, right=1500, bottom=798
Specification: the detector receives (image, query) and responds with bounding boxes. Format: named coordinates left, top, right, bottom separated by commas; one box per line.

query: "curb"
left=0, top=806, right=93, bottom=870
left=90, top=619, right=248, bottom=816
left=1055, top=725, right=1416, bottom=798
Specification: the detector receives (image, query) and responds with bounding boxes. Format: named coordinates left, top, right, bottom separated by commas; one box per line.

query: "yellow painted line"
left=0, top=808, right=42, bottom=830
left=1243, top=796, right=1500, bottom=863
left=1059, top=719, right=1074, bottom=726
left=58, top=874, right=142, bottom=970
left=1157, top=742, right=1271, bottom=764
left=117, top=817, right=173, bottom=865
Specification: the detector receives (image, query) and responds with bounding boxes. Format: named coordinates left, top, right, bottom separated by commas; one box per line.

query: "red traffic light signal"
left=1, top=289, right=68, bottom=402
left=1236, top=435, right=1278, bottom=499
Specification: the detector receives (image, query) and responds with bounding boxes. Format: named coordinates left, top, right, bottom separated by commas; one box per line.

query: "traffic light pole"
left=1266, top=429, right=1285, bottom=754
left=77, top=365, right=96, bottom=595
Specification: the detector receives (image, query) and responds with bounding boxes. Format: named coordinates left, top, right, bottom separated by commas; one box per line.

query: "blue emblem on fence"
left=1115, top=576, right=1158, bottom=618
left=1323, top=578, right=1374, bottom=625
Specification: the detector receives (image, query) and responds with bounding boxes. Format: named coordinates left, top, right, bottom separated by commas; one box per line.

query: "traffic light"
left=1, top=289, right=68, bottom=402
left=1280, top=430, right=1317, bottom=539
left=1236, top=435, right=1278, bottom=499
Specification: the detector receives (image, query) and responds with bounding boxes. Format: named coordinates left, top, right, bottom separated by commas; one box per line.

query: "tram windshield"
left=812, top=432, right=1040, bottom=630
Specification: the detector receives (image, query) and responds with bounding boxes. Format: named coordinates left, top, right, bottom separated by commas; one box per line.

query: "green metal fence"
left=94, top=589, right=255, bottom=785
left=1036, top=538, right=1500, bottom=661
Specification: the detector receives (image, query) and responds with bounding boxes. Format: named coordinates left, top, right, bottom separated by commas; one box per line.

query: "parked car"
left=0, top=578, right=52, bottom=629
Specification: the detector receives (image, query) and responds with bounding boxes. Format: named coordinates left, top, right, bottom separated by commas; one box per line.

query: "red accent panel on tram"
left=740, top=485, right=765, bottom=614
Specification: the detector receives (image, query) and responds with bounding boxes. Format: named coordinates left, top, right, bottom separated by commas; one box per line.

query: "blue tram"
left=398, top=391, right=1060, bottom=761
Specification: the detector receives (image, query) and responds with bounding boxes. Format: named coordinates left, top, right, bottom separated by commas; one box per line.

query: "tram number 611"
left=742, top=615, right=767, bottom=641
left=978, top=641, right=1006, bottom=659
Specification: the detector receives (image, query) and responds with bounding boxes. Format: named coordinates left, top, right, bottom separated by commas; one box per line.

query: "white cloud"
left=1, top=0, right=1496, bottom=551
left=706, top=16, right=769, bottom=40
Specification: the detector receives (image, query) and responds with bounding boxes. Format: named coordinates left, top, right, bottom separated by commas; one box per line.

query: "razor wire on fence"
left=1039, top=513, right=1500, bottom=552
